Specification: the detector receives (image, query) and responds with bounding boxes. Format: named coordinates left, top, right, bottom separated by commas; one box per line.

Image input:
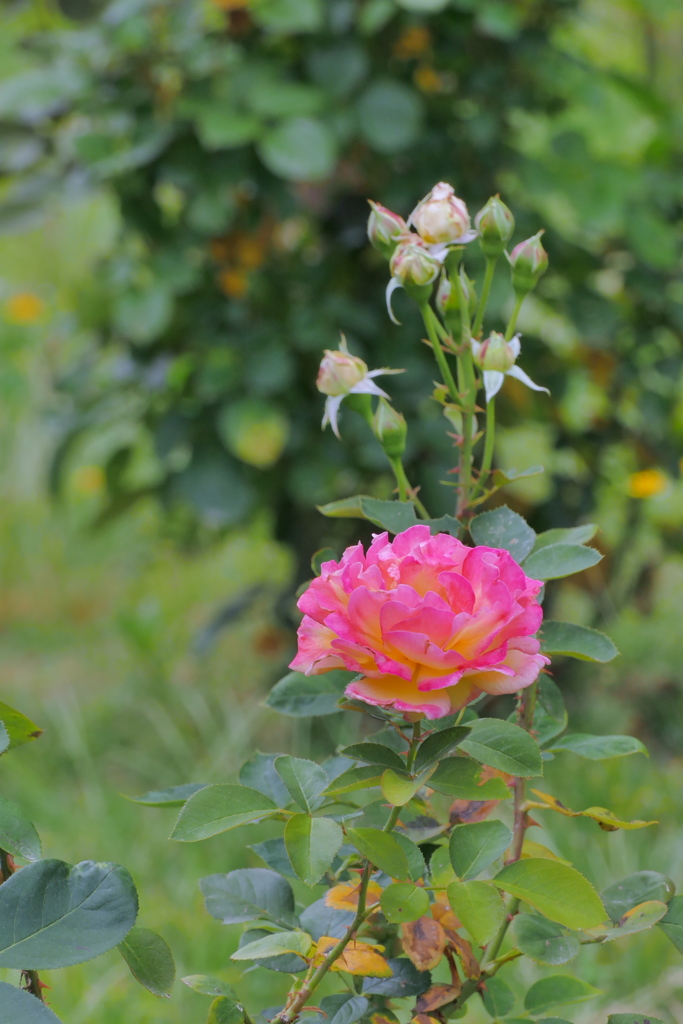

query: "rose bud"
left=411, top=182, right=472, bottom=245
left=508, top=231, right=549, bottom=295
left=474, top=195, right=515, bottom=258
left=472, top=331, right=516, bottom=373
left=367, top=201, right=407, bottom=260
left=317, top=347, right=368, bottom=397
left=389, top=239, right=440, bottom=303
left=372, top=398, right=408, bottom=459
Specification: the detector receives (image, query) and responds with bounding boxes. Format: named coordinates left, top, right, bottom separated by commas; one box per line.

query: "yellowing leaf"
left=528, top=790, right=657, bottom=831
left=415, top=984, right=462, bottom=1012
left=314, top=936, right=392, bottom=977
left=401, top=917, right=446, bottom=971
left=448, top=932, right=480, bottom=980
left=324, top=881, right=383, bottom=910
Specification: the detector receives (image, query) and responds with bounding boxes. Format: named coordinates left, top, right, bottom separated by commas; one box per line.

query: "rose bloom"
left=290, top=525, right=549, bottom=719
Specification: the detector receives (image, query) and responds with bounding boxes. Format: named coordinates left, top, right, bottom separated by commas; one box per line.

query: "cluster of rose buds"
left=316, top=183, right=551, bottom=444
left=367, top=183, right=547, bottom=323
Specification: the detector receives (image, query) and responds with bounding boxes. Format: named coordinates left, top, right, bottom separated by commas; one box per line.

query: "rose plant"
left=2, top=184, right=682, bottom=1023
left=131, top=185, right=680, bottom=1023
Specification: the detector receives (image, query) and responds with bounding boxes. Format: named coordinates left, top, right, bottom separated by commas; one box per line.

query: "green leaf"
left=429, top=757, right=512, bottom=800
left=658, top=893, right=683, bottom=953
left=601, top=871, right=675, bottom=924
left=532, top=524, right=598, bottom=550
left=524, top=975, right=601, bottom=1015
left=424, top=514, right=464, bottom=538
left=607, top=1015, right=665, bottom=1024
left=231, top=930, right=312, bottom=961
left=357, top=79, right=424, bottom=154
left=460, top=719, right=542, bottom=777
left=449, top=820, right=512, bottom=880
left=199, top=868, right=297, bottom=927
left=325, top=766, right=383, bottom=795
left=317, top=995, right=369, bottom=1024
left=0, top=859, right=138, bottom=968
left=266, top=670, right=352, bottom=717
left=317, top=496, right=419, bottom=533
left=194, top=106, right=261, bottom=151
left=208, top=996, right=245, bottom=1024
left=249, top=838, right=297, bottom=879
left=396, top=0, right=449, bottom=11
left=470, top=505, right=536, bottom=561
left=171, top=785, right=277, bottom=842
left=413, top=727, right=471, bottom=772
left=362, top=959, right=431, bottom=997
left=548, top=733, right=647, bottom=759
left=447, top=880, right=504, bottom=946
left=493, top=858, right=605, bottom=930
left=0, top=982, right=62, bottom=1023
left=257, top=117, right=337, bottom=182
left=0, top=793, right=41, bottom=862
left=523, top=543, right=602, bottom=580
left=380, top=882, right=429, bottom=923
left=284, top=815, right=343, bottom=886
left=0, top=701, right=43, bottom=752
left=237, top=928, right=307, bottom=974
left=275, top=756, right=329, bottom=812
left=392, top=832, right=426, bottom=882
left=181, top=975, right=238, bottom=998
left=126, top=783, right=207, bottom=807
left=539, top=621, right=618, bottom=662
left=512, top=914, right=580, bottom=965
left=340, top=742, right=406, bottom=772
left=534, top=677, right=568, bottom=746
left=381, top=768, right=426, bottom=807
left=481, top=975, right=514, bottom=1017
left=599, top=900, right=668, bottom=941
left=300, top=897, right=354, bottom=941
left=345, top=827, right=410, bottom=880
left=118, top=926, right=175, bottom=998
left=252, top=0, right=324, bottom=32
left=239, top=753, right=290, bottom=806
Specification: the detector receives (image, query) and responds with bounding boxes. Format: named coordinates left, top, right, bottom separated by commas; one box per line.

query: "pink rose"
left=290, top=525, right=549, bottom=720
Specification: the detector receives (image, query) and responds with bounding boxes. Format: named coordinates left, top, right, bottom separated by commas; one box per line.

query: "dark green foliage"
left=5, top=0, right=681, bottom=582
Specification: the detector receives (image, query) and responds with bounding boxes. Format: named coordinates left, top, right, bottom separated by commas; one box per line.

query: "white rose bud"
left=411, top=182, right=471, bottom=245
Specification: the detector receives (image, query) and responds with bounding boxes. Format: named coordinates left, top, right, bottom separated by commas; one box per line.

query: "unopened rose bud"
left=475, top=195, right=514, bottom=258
left=390, top=240, right=440, bottom=304
left=473, top=331, right=516, bottom=373
left=412, top=182, right=471, bottom=245
left=372, top=398, right=407, bottom=459
left=509, top=231, right=548, bottom=295
left=317, top=347, right=368, bottom=396
left=367, top=201, right=407, bottom=260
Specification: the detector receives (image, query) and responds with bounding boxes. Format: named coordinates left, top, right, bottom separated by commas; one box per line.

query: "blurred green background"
left=0, top=0, right=683, bottom=1020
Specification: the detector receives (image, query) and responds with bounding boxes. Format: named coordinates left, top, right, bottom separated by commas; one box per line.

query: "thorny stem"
left=472, top=257, right=497, bottom=339
left=389, top=457, right=430, bottom=519
left=480, top=680, right=539, bottom=974
left=420, top=304, right=460, bottom=410
left=454, top=274, right=477, bottom=519
left=477, top=397, right=496, bottom=493
left=1, top=847, right=46, bottom=1003
left=274, top=723, right=424, bottom=1024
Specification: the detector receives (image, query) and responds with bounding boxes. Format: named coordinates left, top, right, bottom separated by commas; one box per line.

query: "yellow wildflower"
left=4, top=293, right=44, bottom=324
left=627, top=468, right=667, bottom=499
